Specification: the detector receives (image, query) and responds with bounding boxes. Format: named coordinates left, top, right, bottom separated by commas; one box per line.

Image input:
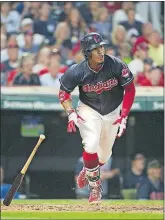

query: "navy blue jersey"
left=60, top=55, right=134, bottom=115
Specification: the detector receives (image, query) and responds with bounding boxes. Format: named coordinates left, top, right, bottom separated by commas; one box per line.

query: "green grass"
left=2, top=212, right=163, bottom=219
left=1, top=199, right=164, bottom=220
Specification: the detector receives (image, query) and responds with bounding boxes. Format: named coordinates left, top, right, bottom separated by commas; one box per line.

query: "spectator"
left=128, top=42, right=148, bottom=77
left=120, top=8, right=143, bottom=40
left=110, top=25, right=127, bottom=56
left=57, top=2, right=74, bottom=22
left=138, top=67, right=164, bottom=87
left=40, top=49, right=62, bottom=87
left=17, top=18, right=44, bottom=48
left=72, top=50, right=84, bottom=64
left=133, top=23, right=153, bottom=48
left=1, top=34, right=21, bottom=63
left=148, top=31, right=164, bottom=67
left=75, top=157, right=120, bottom=199
left=68, top=41, right=84, bottom=63
left=1, top=2, right=164, bottom=89
left=67, top=7, right=87, bottom=47
left=53, top=22, right=72, bottom=60
left=112, top=2, right=143, bottom=30
left=136, top=2, right=162, bottom=35
left=123, top=153, right=146, bottom=189
left=136, top=58, right=153, bottom=85
left=91, top=7, right=112, bottom=41
left=7, top=68, right=20, bottom=86
left=87, top=2, right=102, bottom=24
left=77, top=2, right=93, bottom=26
left=118, top=42, right=132, bottom=64
left=15, top=2, right=32, bottom=19
left=18, top=2, right=42, bottom=20
left=1, top=2, right=21, bottom=34
left=104, top=2, right=122, bottom=14
left=33, top=47, right=50, bottom=75
left=1, top=41, right=20, bottom=85
left=137, top=160, right=164, bottom=200
left=19, top=30, right=40, bottom=54
left=33, top=3, right=56, bottom=44
left=13, top=54, right=40, bottom=86
left=63, top=1, right=74, bottom=16
left=105, top=45, right=117, bottom=57
left=0, top=166, right=20, bottom=199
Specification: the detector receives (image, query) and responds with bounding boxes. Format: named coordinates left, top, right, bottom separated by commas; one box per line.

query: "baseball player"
left=58, top=32, right=135, bottom=203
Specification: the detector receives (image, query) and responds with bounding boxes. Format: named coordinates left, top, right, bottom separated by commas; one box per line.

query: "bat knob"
left=40, top=134, right=46, bottom=140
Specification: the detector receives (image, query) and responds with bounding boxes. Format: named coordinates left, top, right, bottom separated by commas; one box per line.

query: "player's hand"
left=113, top=116, right=127, bottom=138
left=67, top=109, right=85, bottom=133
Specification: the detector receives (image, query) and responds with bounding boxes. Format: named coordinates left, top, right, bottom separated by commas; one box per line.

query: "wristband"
left=59, top=90, right=71, bottom=104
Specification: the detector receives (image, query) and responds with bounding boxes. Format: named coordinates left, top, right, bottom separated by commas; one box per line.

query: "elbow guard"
left=59, top=90, right=71, bottom=104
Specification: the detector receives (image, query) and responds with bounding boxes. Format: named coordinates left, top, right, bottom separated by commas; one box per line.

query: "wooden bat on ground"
left=3, top=134, right=46, bottom=206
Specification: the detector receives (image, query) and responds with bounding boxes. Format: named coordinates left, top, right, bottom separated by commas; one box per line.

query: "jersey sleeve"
left=59, top=64, right=81, bottom=93
left=114, top=57, right=134, bottom=87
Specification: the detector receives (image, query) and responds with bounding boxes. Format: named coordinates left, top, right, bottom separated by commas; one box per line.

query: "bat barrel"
left=3, top=174, right=24, bottom=206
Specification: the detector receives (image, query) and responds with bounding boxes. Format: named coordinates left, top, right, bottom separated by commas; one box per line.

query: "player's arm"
left=58, top=66, right=84, bottom=132
left=59, top=90, right=73, bottom=113
left=59, top=89, right=84, bottom=132
left=113, top=59, right=136, bottom=137
left=121, top=81, right=135, bottom=118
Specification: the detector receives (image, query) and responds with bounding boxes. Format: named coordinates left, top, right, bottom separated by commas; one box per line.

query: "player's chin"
left=97, top=56, right=104, bottom=63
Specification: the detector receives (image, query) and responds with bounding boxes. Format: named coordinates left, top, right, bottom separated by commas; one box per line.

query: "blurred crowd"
left=1, top=1, right=164, bottom=87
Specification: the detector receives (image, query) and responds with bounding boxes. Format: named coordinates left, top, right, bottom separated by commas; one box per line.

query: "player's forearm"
left=121, top=82, right=135, bottom=117
left=59, top=89, right=74, bottom=114
left=61, top=99, right=74, bottom=113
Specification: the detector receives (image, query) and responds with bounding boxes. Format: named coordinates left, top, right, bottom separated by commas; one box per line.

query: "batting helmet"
left=81, top=32, right=107, bottom=60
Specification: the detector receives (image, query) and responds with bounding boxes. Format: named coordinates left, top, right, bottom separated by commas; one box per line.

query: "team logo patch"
left=93, top=34, right=101, bottom=43
left=122, top=66, right=130, bottom=78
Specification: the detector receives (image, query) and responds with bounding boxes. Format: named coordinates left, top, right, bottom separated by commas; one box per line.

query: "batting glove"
left=113, top=116, right=127, bottom=138
left=67, top=109, right=85, bottom=133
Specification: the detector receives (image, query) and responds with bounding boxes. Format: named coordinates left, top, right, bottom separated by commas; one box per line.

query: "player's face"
left=91, top=45, right=105, bottom=64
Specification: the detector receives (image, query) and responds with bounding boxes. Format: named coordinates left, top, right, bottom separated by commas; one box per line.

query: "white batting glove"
left=67, top=109, right=85, bottom=132
left=113, top=116, right=127, bottom=138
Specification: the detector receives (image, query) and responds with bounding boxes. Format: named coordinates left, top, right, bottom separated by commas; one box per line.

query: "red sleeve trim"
left=121, top=82, right=136, bottom=117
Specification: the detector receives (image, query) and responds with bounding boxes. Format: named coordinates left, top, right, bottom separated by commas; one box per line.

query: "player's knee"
left=83, top=140, right=99, bottom=154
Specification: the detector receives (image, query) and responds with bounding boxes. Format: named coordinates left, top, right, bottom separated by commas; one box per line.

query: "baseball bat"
left=3, top=134, right=46, bottom=206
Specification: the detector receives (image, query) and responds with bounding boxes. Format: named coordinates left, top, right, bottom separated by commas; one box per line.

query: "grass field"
left=1, top=199, right=164, bottom=219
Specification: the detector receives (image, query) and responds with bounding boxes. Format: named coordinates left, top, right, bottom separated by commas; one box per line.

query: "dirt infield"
left=1, top=203, right=164, bottom=213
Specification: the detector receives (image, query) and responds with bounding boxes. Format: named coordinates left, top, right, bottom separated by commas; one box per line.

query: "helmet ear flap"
left=87, top=50, right=91, bottom=60
left=84, top=50, right=91, bottom=60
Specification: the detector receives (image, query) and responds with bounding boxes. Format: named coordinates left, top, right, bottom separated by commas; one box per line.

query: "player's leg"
left=97, top=106, right=120, bottom=165
left=76, top=102, right=103, bottom=203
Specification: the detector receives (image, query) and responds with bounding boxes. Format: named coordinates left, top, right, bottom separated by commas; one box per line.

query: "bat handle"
left=21, top=137, right=45, bottom=175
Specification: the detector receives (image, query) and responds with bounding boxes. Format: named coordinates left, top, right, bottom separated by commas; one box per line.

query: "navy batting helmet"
left=81, top=32, right=107, bottom=60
